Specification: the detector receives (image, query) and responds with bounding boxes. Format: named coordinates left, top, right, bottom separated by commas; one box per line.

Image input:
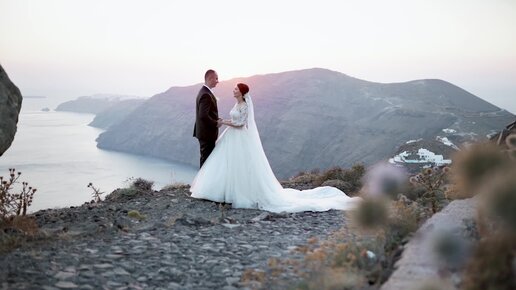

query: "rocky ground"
left=0, top=184, right=358, bottom=290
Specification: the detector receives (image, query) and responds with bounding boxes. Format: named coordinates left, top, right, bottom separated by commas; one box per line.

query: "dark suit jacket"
left=193, top=85, right=219, bottom=142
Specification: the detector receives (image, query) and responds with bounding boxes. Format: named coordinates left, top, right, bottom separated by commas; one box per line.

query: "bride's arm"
left=223, top=104, right=248, bottom=128
left=222, top=120, right=244, bottom=128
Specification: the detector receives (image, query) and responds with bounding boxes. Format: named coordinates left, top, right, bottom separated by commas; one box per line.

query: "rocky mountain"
left=0, top=65, right=22, bottom=156
left=55, top=95, right=143, bottom=115
left=95, top=68, right=515, bottom=178
left=56, top=96, right=119, bottom=114
left=55, top=95, right=146, bottom=129
left=88, top=99, right=146, bottom=129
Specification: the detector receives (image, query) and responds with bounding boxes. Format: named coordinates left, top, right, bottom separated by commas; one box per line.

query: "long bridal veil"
left=241, top=94, right=361, bottom=213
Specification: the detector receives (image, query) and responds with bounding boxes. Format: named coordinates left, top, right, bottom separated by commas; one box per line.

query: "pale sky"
left=1, top=0, right=515, bottom=113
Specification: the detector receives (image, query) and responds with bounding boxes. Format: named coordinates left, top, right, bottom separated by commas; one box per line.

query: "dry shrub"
left=104, top=177, right=155, bottom=202
left=331, top=242, right=373, bottom=270
left=104, top=188, right=139, bottom=202
left=408, top=167, right=450, bottom=213
left=240, top=268, right=266, bottom=287
left=291, top=169, right=320, bottom=184
left=0, top=168, right=39, bottom=253
left=347, top=187, right=433, bottom=286
left=288, top=164, right=365, bottom=195
left=161, top=183, right=189, bottom=191
left=1, top=168, right=37, bottom=218
left=441, top=140, right=516, bottom=290
left=353, top=198, right=389, bottom=229
left=478, top=168, right=516, bottom=232
left=0, top=215, right=39, bottom=254
left=313, top=164, right=365, bottom=196
left=461, top=232, right=516, bottom=290
left=387, top=198, right=422, bottom=244
left=298, top=268, right=366, bottom=290
left=0, top=232, right=24, bottom=254
left=447, top=142, right=510, bottom=199
left=87, top=182, right=104, bottom=203
left=6, top=215, right=39, bottom=235
left=131, top=177, right=154, bottom=191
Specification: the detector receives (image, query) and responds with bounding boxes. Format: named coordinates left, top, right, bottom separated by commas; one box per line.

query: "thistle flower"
left=505, top=133, right=516, bottom=149
left=361, top=162, right=407, bottom=199
left=508, top=149, right=516, bottom=161
left=417, top=280, right=455, bottom=290
left=450, top=142, right=508, bottom=196
left=479, top=168, right=516, bottom=232
left=432, top=230, right=471, bottom=270
left=353, top=198, right=388, bottom=229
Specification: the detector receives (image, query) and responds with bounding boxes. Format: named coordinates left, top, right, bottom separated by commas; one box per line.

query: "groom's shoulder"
left=197, top=86, right=213, bottom=98
left=197, top=85, right=210, bottom=95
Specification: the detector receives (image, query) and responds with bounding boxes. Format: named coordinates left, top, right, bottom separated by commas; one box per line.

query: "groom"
left=193, top=69, right=222, bottom=168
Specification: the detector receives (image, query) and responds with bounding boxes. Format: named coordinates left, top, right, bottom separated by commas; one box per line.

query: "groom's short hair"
left=205, top=69, right=216, bottom=80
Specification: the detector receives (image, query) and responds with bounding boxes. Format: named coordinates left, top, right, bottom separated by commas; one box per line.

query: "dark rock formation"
left=0, top=65, right=22, bottom=156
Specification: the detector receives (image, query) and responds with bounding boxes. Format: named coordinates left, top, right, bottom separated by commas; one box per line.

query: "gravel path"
left=1, top=186, right=352, bottom=289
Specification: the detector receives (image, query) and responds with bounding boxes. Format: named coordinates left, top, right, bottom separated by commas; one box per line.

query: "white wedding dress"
left=190, top=94, right=361, bottom=213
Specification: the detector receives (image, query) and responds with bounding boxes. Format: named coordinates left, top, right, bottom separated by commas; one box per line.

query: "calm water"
left=0, top=98, right=197, bottom=212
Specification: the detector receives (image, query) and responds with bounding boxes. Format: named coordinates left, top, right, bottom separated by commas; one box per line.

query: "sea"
left=0, top=97, right=197, bottom=212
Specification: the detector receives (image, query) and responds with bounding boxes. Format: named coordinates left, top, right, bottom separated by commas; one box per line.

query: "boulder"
left=0, top=65, right=23, bottom=156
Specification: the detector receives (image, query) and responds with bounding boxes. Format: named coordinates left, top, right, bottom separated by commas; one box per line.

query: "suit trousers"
left=198, top=139, right=215, bottom=168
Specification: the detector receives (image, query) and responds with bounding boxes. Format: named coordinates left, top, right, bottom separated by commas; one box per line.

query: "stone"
left=93, top=263, right=114, bottom=269
left=105, top=254, right=124, bottom=259
left=54, top=271, right=75, bottom=280
left=55, top=281, right=78, bottom=289
left=222, top=223, right=241, bottom=229
left=113, top=267, right=130, bottom=275
left=225, top=277, right=240, bottom=285
left=0, top=65, right=22, bottom=156
left=251, top=212, right=270, bottom=222
left=166, top=282, right=182, bottom=289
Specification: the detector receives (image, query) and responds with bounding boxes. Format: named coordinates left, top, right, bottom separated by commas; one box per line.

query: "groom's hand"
left=217, top=119, right=223, bottom=128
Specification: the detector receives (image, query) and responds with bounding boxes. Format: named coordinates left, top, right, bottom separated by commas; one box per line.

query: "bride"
left=190, top=83, right=361, bottom=213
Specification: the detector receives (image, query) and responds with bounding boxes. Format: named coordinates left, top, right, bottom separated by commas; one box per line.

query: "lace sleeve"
left=232, top=103, right=248, bottom=126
